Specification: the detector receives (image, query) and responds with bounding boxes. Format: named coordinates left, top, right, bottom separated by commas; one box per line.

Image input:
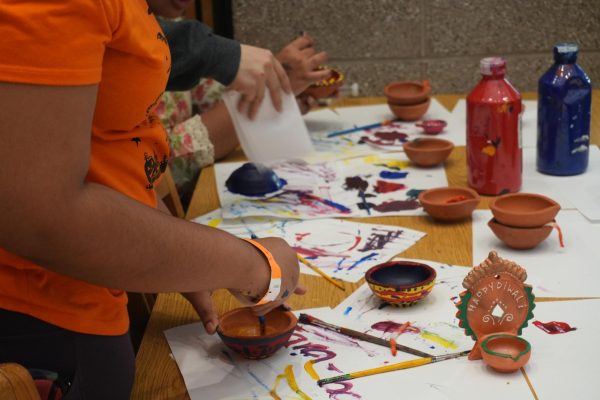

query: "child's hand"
left=182, top=290, right=219, bottom=334
left=276, top=33, right=329, bottom=95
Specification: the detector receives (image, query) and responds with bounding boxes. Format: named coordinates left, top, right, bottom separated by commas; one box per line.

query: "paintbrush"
left=317, top=350, right=470, bottom=386
left=327, top=119, right=398, bottom=138
left=258, top=315, right=266, bottom=335
left=298, top=314, right=432, bottom=358
left=297, top=255, right=345, bottom=291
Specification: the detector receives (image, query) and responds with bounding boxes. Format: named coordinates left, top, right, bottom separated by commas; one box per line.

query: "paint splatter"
left=343, top=307, right=353, bottom=316
left=344, top=176, right=369, bottom=192
left=533, top=320, right=577, bottom=334
left=379, top=170, right=408, bottom=179
left=373, top=180, right=406, bottom=193
left=358, top=228, right=404, bottom=251
left=373, top=200, right=420, bottom=212
left=327, top=363, right=343, bottom=373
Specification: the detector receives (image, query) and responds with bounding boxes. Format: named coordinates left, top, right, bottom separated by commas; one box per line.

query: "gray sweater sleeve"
left=159, top=19, right=241, bottom=91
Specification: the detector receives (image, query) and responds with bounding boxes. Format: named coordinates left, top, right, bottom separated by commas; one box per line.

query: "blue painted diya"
left=365, top=261, right=436, bottom=306
left=217, top=307, right=297, bottom=359
left=225, top=162, right=287, bottom=197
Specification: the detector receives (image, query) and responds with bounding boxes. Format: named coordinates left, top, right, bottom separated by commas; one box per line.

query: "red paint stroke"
left=445, top=195, right=467, bottom=203
left=345, top=234, right=362, bottom=251
left=533, top=320, right=577, bottom=334
left=293, top=343, right=337, bottom=363
left=344, top=176, right=369, bottom=192
left=374, top=130, right=408, bottom=142
left=373, top=199, right=420, bottom=212
left=295, top=232, right=311, bottom=241
left=373, top=180, right=406, bottom=194
left=358, top=228, right=403, bottom=252
left=371, top=320, right=420, bottom=335
left=327, top=363, right=343, bottom=373
left=293, top=245, right=349, bottom=258
left=324, top=382, right=362, bottom=399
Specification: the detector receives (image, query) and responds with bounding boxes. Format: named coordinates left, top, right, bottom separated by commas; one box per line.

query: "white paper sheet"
left=472, top=209, right=600, bottom=297
left=166, top=307, right=534, bottom=399
left=215, top=154, right=447, bottom=219
left=194, top=210, right=425, bottom=282
left=522, top=299, right=600, bottom=400
left=222, top=90, right=314, bottom=163
left=446, top=99, right=537, bottom=147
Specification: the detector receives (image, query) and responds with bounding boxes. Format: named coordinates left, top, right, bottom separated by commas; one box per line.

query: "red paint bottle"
left=467, top=57, right=522, bottom=195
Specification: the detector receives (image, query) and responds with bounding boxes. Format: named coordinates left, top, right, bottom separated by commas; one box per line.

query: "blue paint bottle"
left=537, top=43, right=592, bottom=175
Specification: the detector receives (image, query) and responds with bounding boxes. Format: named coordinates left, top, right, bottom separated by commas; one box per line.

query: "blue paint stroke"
left=246, top=368, right=270, bottom=392
left=344, top=306, right=353, bottom=316
left=379, top=170, right=408, bottom=179
left=347, top=252, right=378, bottom=271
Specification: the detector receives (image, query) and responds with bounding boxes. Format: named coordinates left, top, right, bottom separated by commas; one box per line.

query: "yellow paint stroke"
left=207, top=218, right=222, bottom=228
left=304, top=360, right=320, bottom=381
left=270, top=364, right=312, bottom=400
left=363, top=156, right=411, bottom=170
left=420, top=330, right=459, bottom=349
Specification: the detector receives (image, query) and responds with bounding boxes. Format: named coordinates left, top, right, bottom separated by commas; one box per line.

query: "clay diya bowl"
left=488, top=218, right=556, bottom=249
left=418, top=187, right=481, bottom=221
left=384, top=80, right=431, bottom=105
left=225, top=162, right=286, bottom=197
left=387, top=97, right=431, bottom=121
left=490, top=193, right=560, bottom=228
left=303, top=66, right=344, bottom=99
left=415, top=119, right=447, bottom=135
left=403, top=138, right=454, bottom=167
left=365, top=261, right=436, bottom=306
left=481, top=333, right=531, bottom=373
left=217, top=307, right=297, bottom=359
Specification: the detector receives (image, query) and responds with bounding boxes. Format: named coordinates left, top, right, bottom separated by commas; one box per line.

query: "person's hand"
left=230, top=237, right=306, bottom=315
left=296, top=93, right=318, bottom=115
left=183, top=291, right=219, bottom=334
left=276, top=33, right=330, bottom=95
left=229, top=44, right=292, bottom=120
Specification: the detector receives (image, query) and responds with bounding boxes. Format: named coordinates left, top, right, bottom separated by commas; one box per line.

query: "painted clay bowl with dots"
left=365, top=261, right=436, bottom=306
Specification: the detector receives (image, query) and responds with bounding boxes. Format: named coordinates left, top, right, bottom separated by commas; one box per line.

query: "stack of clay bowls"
left=384, top=80, right=431, bottom=121
left=488, top=193, right=561, bottom=249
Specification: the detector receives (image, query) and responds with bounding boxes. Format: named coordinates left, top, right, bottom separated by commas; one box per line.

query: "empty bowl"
left=403, top=138, right=454, bottom=167
left=490, top=193, right=560, bottom=228
left=418, top=187, right=481, bottom=221
left=225, top=163, right=287, bottom=197
left=303, top=66, right=344, bottom=99
left=365, top=261, right=436, bottom=306
left=217, top=307, right=297, bottom=359
left=481, top=333, right=531, bottom=373
left=384, top=80, right=431, bottom=105
left=488, top=218, right=558, bottom=249
left=387, top=97, right=431, bottom=121
left=415, top=119, right=447, bottom=135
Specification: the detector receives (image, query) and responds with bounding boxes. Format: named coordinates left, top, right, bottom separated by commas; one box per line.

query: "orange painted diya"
left=456, top=251, right=535, bottom=371
left=303, top=66, right=344, bottom=99
left=365, top=261, right=436, bottom=306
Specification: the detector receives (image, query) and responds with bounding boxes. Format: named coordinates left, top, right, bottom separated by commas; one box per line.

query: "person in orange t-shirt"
left=0, top=1, right=303, bottom=398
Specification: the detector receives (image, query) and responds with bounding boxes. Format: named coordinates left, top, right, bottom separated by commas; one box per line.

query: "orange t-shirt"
left=0, top=0, right=170, bottom=335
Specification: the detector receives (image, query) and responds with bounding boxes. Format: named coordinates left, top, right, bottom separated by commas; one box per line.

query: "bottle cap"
left=480, top=57, right=506, bottom=76
left=553, top=43, right=578, bottom=63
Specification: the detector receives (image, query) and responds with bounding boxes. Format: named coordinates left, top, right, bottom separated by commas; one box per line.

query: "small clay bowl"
left=384, top=80, right=431, bottom=105
left=403, top=138, right=454, bottom=167
left=365, top=261, right=436, bottom=306
left=415, top=119, right=447, bottom=135
left=490, top=193, right=560, bottom=228
left=481, top=333, right=531, bottom=373
left=488, top=218, right=555, bottom=249
left=217, top=307, right=297, bottom=359
left=303, top=66, right=344, bottom=99
left=418, top=187, right=481, bottom=221
left=225, top=163, right=286, bottom=197
left=387, top=97, right=431, bottom=121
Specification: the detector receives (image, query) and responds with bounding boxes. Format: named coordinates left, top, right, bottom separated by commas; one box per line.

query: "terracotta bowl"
left=303, top=66, right=344, bottom=99
left=418, top=187, right=481, bottom=221
left=384, top=80, right=431, bottom=105
left=225, top=163, right=286, bottom=197
left=217, top=307, right=297, bottom=359
left=365, top=261, right=436, bottom=306
left=490, top=193, right=560, bottom=228
left=481, top=333, right=531, bottom=373
left=403, top=138, right=454, bottom=167
left=415, top=119, right=447, bottom=135
left=387, top=97, right=431, bottom=121
left=488, top=218, right=555, bottom=249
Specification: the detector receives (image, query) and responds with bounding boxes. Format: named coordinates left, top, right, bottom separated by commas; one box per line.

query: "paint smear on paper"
left=359, top=229, right=403, bottom=251
left=419, top=330, right=459, bottom=349
left=373, top=199, right=420, bottom=212
left=304, top=360, right=320, bottom=380
left=270, top=365, right=311, bottom=400
left=379, top=170, right=408, bottom=179
left=208, top=218, right=222, bottom=228
left=533, top=320, right=577, bottom=334
left=373, top=180, right=406, bottom=193
left=344, top=176, right=369, bottom=192
left=324, top=382, right=362, bottom=399
left=343, top=306, right=353, bottom=316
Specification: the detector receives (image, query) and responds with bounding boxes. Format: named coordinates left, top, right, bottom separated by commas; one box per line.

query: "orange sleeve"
left=0, top=0, right=115, bottom=86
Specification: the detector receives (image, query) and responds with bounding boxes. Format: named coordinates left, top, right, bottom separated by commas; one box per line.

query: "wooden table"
left=131, top=92, right=600, bottom=399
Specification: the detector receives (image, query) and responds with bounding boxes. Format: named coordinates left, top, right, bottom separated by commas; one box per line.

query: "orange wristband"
left=243, top=239, right=283, bottom=305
